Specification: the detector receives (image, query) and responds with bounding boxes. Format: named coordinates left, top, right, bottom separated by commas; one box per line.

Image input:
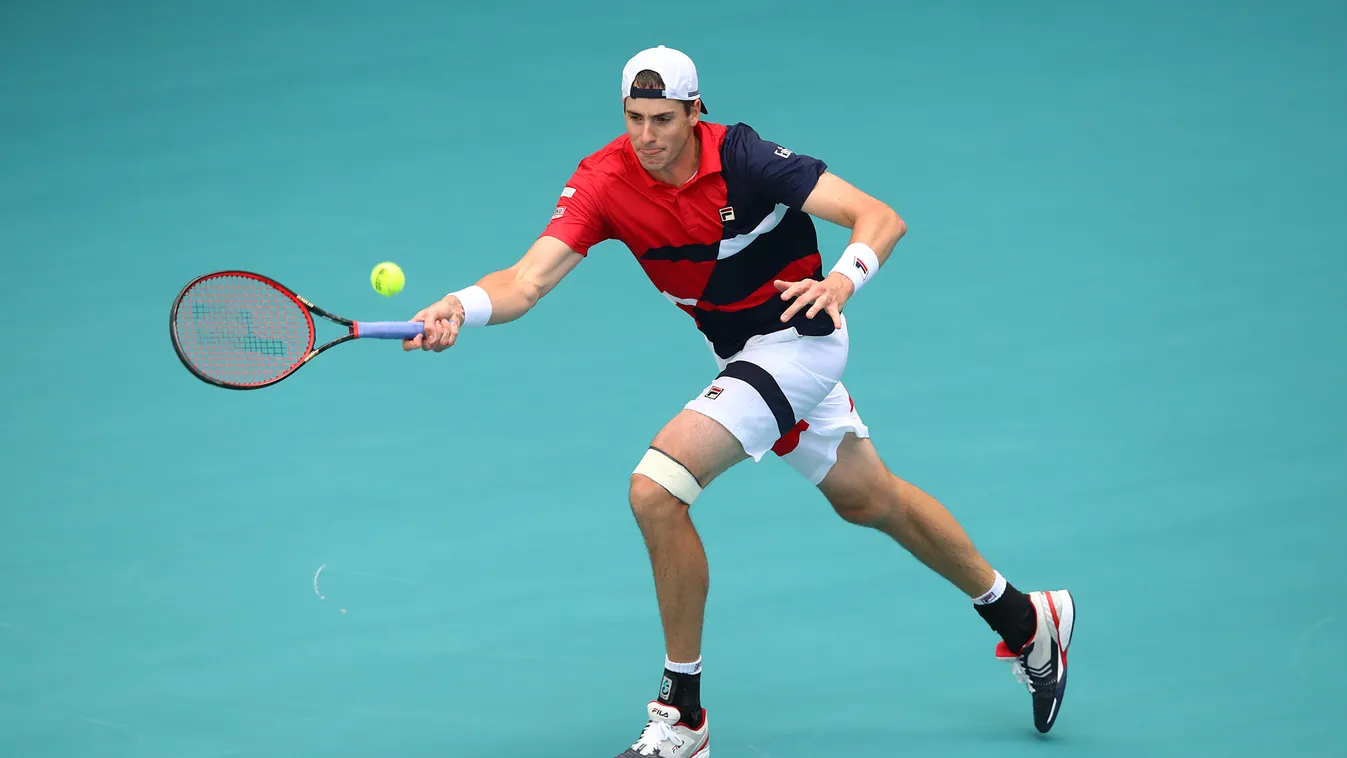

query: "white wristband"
left=829, top=242, right=880, bottom=293
left=448, top=285, right=492, bottom=327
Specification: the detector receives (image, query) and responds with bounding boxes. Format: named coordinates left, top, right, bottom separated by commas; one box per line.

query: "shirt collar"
left=694, top=121, right=721, bottom=175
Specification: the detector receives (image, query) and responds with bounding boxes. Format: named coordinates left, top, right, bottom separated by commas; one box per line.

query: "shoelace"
left=632, top=720, right=686, bottom=756
left=1009, top=651, right=1054, bottom=693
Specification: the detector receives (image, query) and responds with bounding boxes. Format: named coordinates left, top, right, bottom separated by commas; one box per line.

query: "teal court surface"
left=2, top=1, right=1344, bottom=756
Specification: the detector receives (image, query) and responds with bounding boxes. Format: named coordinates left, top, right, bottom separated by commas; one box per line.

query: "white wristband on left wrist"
left=829, top=242, right=880, bottom=293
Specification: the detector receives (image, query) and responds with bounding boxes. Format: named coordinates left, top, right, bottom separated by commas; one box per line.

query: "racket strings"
left=173, top=275, right=314, bottom=386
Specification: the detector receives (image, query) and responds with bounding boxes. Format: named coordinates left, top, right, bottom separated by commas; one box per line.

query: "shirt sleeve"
left=539, top=160, right=611, bottom=256
left=723, top=123, right=829, bottom=209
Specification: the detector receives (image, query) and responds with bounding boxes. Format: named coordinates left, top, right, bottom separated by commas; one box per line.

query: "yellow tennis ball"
left=371, top=261, right=405, bottom=296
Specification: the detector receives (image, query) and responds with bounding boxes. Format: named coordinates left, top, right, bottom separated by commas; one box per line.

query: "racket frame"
left=169, top=269, right=376, bottom=390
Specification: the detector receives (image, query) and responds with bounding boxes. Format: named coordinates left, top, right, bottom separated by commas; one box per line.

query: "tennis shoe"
left=996, top=589, right=1075, bottom=733
left=614, top=701, right=709, bottom=758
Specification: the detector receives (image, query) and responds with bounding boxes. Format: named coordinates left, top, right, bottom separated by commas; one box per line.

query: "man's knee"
left=630, top=446, right=703, bottom=514
left=829, top=480, right=900, bottom=528
left=629, top=472, right=688, bottom=525
left=819, top=437, right=905, bottom=528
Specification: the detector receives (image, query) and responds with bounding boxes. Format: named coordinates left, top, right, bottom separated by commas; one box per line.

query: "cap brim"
left=698, top=99, right=708, bottom=114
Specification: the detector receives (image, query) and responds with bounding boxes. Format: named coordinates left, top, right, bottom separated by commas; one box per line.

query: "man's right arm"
left=462, top=234, right=585, bottom=325
left=406, top=159, right=610, bottom=352
left=405, top=235, right=584, bottom=352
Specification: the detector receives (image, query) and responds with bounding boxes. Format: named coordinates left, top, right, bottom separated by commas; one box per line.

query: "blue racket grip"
left=355, top=321, right=425, bottom=340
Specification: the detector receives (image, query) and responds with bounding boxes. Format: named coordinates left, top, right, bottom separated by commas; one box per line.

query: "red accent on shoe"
left=1045, top=593, right=1067, bottom=664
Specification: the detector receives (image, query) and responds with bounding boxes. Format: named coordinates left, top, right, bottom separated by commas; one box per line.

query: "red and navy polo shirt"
left=540, top=120, right=832, bottom=359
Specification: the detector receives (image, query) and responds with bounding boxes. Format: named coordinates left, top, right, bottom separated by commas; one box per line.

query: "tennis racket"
left=169, top=270, right=424, bottom=390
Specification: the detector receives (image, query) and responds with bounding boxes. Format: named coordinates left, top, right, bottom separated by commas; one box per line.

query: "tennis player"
left=404, top=45, right=1075, bottom=756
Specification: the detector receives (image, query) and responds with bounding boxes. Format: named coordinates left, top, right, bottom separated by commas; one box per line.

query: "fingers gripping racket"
left=169, top=270, right=423, bottom=390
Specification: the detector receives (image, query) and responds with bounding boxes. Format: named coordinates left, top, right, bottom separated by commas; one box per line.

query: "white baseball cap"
left=620, top=45, right=708, bottom=114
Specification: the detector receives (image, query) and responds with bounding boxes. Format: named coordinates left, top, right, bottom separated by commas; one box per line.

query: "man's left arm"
left=777, top=172, right=907, bottom=326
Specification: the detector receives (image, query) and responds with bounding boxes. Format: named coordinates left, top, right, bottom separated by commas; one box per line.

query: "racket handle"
left=354, top=321, right=425, bottom=340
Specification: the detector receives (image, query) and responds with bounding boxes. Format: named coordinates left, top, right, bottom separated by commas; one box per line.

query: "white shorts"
left=683, top=315, right=870, bottom=485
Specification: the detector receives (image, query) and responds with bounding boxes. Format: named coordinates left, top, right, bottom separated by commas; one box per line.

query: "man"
left=403, top=45, right=1075, bottom=756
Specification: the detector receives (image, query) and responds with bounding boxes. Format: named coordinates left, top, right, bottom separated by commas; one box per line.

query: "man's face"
left=624, top=97, right=698, bottom=174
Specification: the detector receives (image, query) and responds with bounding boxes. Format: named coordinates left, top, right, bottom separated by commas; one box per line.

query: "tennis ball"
left=371, top=261, right=405, bottom=296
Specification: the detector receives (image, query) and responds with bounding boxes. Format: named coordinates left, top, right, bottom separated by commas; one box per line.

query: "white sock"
left=665, top=656, right=702, bottom=675
left=972, top=571, right=1007, bottom=605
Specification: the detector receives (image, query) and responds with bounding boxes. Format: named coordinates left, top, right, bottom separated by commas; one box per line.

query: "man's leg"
left=816, top=433, right=1004, bottom=603
left=811, top=431, right=1076, bottom=733
left=631, top=408, right=748, bottom=668
left=616, top=407, right=747, bottom=758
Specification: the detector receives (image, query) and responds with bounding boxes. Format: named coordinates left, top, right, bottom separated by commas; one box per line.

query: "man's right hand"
left=403, top=295, right=466, bottom=352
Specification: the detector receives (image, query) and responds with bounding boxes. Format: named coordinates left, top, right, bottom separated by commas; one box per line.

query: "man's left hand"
left=773, top=273, right=855, bottom=329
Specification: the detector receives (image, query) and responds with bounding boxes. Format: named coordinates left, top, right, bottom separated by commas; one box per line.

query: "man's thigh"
left=647, top=409, right=751, bottom=488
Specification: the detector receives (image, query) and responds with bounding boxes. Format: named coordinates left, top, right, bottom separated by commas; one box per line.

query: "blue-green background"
left=3, top=1, right=1344, bottom=755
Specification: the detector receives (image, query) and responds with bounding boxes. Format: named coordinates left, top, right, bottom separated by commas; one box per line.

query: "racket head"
left=169, top=270, right=319, bottom=390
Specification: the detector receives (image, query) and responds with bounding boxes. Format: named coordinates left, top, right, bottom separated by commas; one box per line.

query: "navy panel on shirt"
left=721, top=123, right=829, bottom=210
left=693, top=123, right=833, bottom=358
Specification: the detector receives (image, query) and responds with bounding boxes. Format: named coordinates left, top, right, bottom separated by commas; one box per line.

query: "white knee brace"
left=633, top=447, right=702, bottom=505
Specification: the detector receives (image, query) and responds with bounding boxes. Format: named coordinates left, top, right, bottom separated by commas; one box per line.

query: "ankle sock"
left=972, top=572, right=1036, bottom=653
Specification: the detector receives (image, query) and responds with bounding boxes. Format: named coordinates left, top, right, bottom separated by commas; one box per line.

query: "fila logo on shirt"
left=704, top=385, right=723, bottom=400
left=718, top=206, right=735, bottom=222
